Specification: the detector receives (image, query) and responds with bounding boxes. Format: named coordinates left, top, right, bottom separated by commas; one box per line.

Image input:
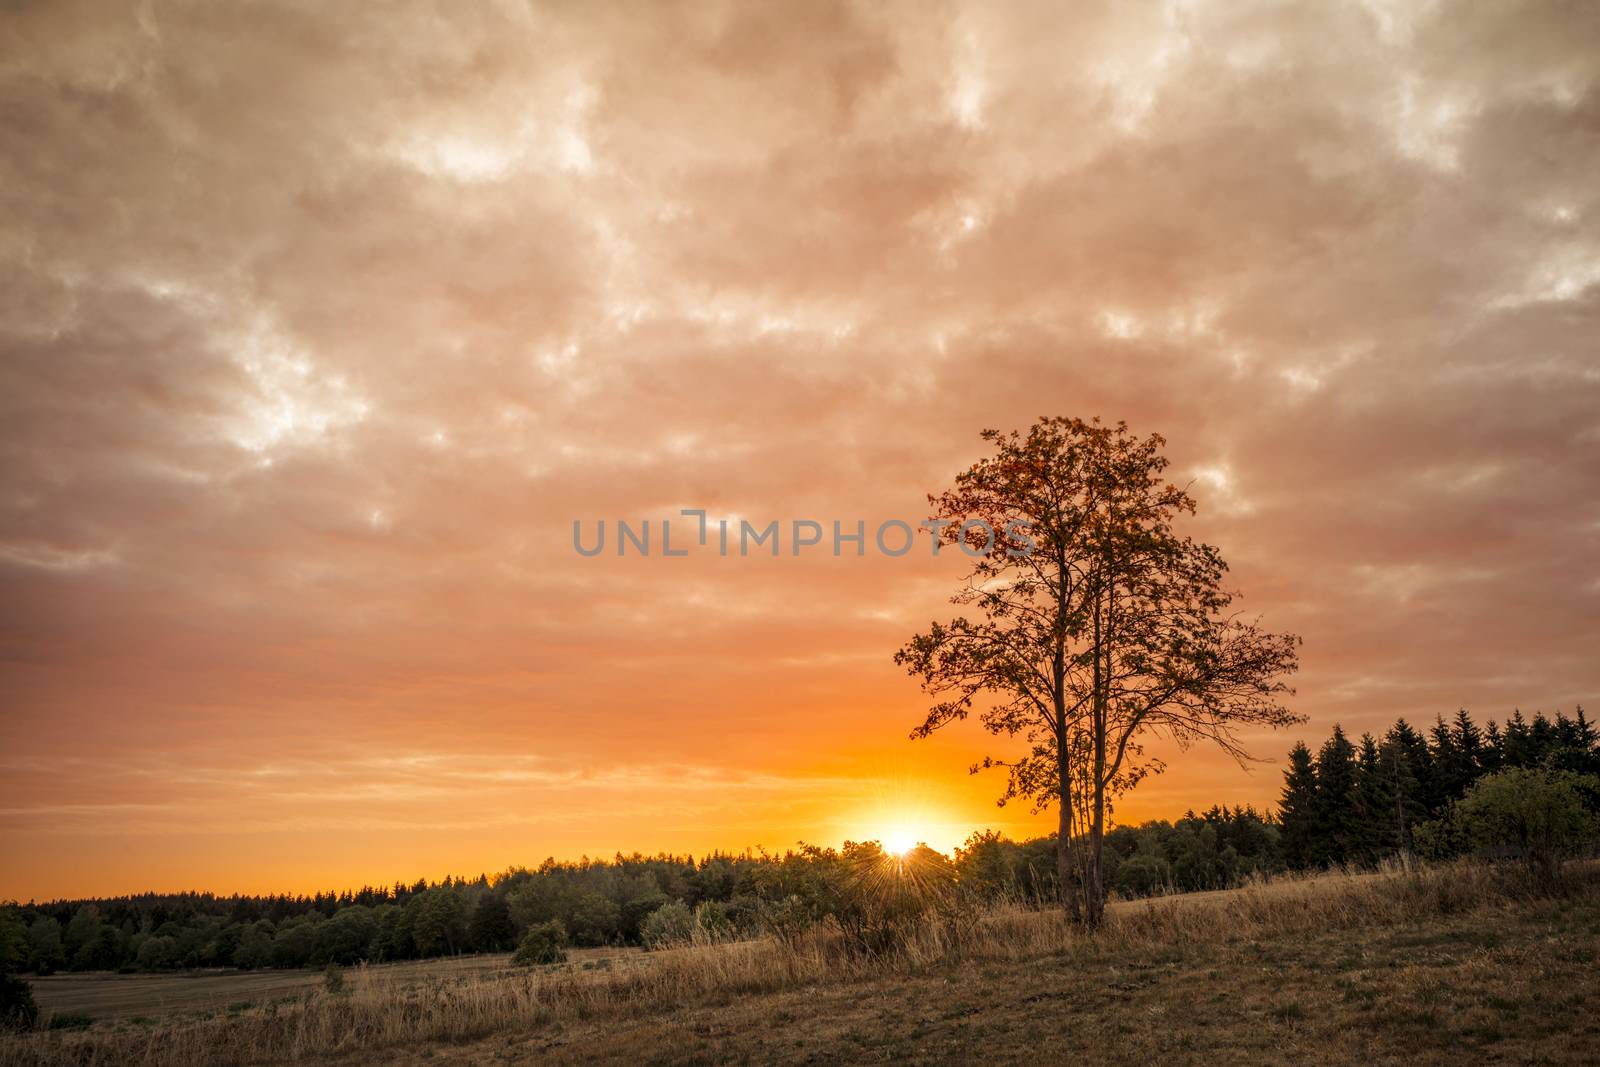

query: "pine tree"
left=1451, top=708, right=1484, bottom=788
left=1388, top=718, right=1432, bottom=794
left=1575, top=706, right=1600, bottom=775
left=1278, top=741, right=1318, bottom=870
left=1428, top=715, right=1462, bottom=813
left=1482, top=720, right=1504, bottom=774
left=1530, top=713, right=1558, bottom=765
left=1312, top=726, right=1360, bottom=866
left=1504, top=710, right=1533, bottom=767
left=1351, top=733, right=1392, bottom=863
left=1382, top=720, right=1429, bottom=853
left=1551, top=712, right=1586, bottom=772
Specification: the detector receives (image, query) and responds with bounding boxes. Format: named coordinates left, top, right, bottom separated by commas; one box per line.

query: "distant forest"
left=2, top=708, right=1595, bottom=976
left=1278, top=707, right=1599, bottom=869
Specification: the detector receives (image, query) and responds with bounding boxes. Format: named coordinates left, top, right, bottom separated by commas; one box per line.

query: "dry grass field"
left=25, top=948, right=639, bottom=1023
left=370, top=890, right=1600, bottom=1066
left=5, top=861, right=1597, bottom=1066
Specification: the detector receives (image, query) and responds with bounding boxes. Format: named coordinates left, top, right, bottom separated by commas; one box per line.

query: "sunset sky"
left=3, top=1, right=1598, bottom=900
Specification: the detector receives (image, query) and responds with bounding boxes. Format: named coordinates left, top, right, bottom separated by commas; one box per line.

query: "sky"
left=2, top=0, right=1598, bottom=900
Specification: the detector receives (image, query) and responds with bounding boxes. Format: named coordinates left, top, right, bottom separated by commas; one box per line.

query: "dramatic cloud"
left=2, top=0, right=1597, bottom=896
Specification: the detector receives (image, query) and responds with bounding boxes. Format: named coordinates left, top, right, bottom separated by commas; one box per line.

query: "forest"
left=2, top=708, right=1595, bottom=978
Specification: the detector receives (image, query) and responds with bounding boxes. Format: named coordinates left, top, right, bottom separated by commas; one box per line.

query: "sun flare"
left=883, top=829, right=918, bottom=856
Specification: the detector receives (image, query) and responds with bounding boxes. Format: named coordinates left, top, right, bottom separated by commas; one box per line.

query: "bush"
left=752, top=842, right=956, bottom=957
left=512, top=921, right=567, bottom=966
left=0, top=974, right=38, bottom=1031
left=1414, top=805, right=1471, bottom=861
left=639, top=901, right=694, bottom=949
left=693, top=900, right=734, bottom=940
left=1456, top=768, right=1598, bottom=879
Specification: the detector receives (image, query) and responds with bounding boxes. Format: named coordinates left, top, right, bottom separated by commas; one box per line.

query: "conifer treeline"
left=1278, top=707, right=1599, bottom=869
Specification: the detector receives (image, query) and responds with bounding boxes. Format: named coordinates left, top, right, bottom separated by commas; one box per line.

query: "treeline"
left=1, top=854, right=768, bottom=975
left=3, top=708, right=1595, bottom=977
left=1280, top=707, right=1600, bottom=868
left=962, top=805, right=1284, bottom=900
left=0, top=808, right=1285, bottom=977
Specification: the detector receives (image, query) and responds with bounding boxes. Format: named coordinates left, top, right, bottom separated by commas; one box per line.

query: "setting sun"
left=849, top=794, right=967, bottom=858
left=884, top=829, right=918, bottom=857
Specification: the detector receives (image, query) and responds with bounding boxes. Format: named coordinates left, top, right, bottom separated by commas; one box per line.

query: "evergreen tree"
left=1575, top=707, right=1600, bottom=775
left=1552, top=713, right=1586, bottom=772
left=1451, top=708, right=1484, bottom=786
left=1387, top=719, right=1433, bottom=817
left=1377, top=732, right=1422, bottom=855
left=1351, top=733, right=1391, bottom=863
left=1503, top=710, right=1533, bottom=767
left=1548, top=709, right=1600, bottom=775
left=1481, top=720, right=1504, bottom=774
left=1311, top=726, right=1360, bottom=866
left=1529, top=713, right=1558, bottom=765
left=1278, top=741, right=1318, bottom=870
left=1427, top=715, right=1462, bottom=814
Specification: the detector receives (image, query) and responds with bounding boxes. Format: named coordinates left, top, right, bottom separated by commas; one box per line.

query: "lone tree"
left=896, top=417, right=1301, bottom=925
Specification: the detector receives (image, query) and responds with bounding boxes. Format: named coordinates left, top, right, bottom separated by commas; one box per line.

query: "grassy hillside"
left=4, top=860, right=1597, bottom=1066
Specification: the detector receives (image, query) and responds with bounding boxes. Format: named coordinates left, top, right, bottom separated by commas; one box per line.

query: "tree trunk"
left=1056, top=731, right=1080, bottom=922
left=1084, top=579, right=1108, bottom=928
left=1085, top=783, right=1106, bottom=927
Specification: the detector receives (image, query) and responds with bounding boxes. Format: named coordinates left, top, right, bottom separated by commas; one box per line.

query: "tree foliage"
left=898, top=417, right=1301, bottom=924
left=511, top=921, right=567, bottom=966
left=1453, top=769, right=1597, bottom=879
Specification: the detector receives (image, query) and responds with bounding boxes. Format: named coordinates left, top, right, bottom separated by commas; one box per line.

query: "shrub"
left=693, top=900, right=733, bottom=940
left=1456, top=768, right=1598, bottom=880
left=512, top=921, right=567, bottom=966
left=1112, top=853, right=1171, bottom=897
left=1414, top=806, right=1471, bottom=861
left=639, top=901, right=694, bottom=950
left=0, top=974, right=38, bottom=1031
left=752, top=841, right=956, bottom=957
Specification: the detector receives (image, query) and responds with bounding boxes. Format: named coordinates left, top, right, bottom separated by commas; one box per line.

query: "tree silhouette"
left=1377, top=729, right=1423, bottom=856
left=898, top=417, right=1301, bottom=925
left=1312, top=726, right=1359, bottom=866
left=1278, top=742, right=1318, bottom=868
left=1352, top=732, right=1391, bottom=863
